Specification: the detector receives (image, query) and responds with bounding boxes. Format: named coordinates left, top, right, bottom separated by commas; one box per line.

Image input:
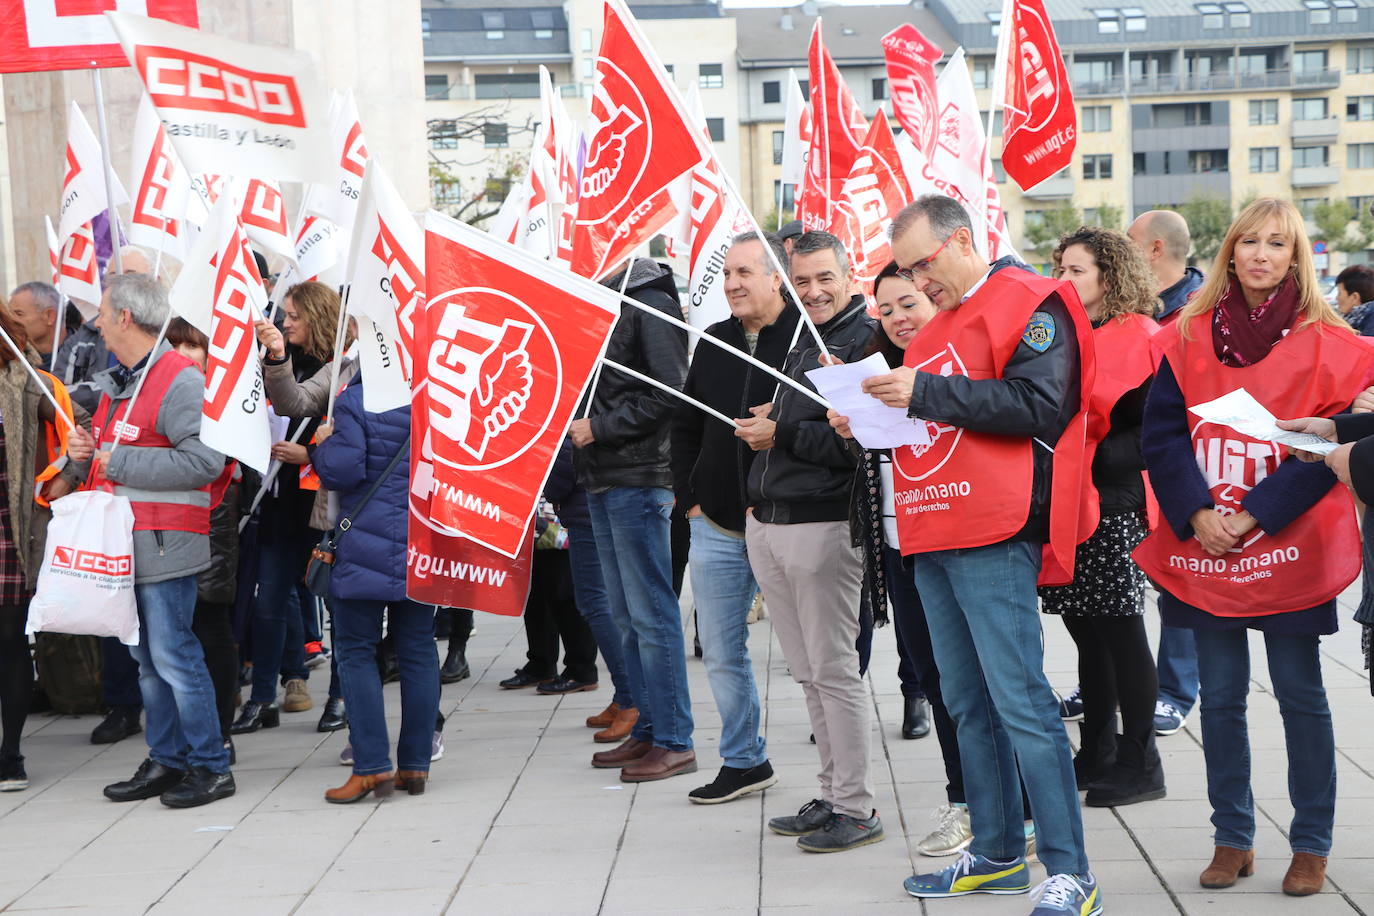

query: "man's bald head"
left=1128, top=210, right=1192, bottom=290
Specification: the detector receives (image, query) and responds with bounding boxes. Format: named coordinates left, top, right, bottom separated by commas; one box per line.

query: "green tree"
left=1095, top=203, right=1124, bottom=231
left=1022, top=201, right=1081, bottom=260
left=1176, top=195, right=1232, bottom=265
left=1312, top=199, right=1374, bottom=253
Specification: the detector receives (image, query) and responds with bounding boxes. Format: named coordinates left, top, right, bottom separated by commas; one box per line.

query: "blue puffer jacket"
left=311, top=379, right=411, bottom=602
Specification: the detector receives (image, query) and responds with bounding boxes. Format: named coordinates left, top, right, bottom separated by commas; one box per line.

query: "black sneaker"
left=797, top=810, right=885, bottom=853
left=0, top=754, right=28, bottom=792
left=160, top=766, right=236, bottom=808
left=768, top=798, right=834, bottom=836
left=689, top=762, right=778, bottom=805
left=90, top=706, right=142, bottom=745
left=103, top=758, right=186, bottom=802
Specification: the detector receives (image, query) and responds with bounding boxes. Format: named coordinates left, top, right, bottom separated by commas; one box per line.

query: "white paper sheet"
left=804, top=353, right=933, bottom=450
left=1188, top=388, right=1340, bottom=456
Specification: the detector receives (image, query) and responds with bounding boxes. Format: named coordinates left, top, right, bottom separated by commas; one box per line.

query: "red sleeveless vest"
left=892, top=267, right=1095, bottom=583
left=1133, top=316, right=1374, bottom=616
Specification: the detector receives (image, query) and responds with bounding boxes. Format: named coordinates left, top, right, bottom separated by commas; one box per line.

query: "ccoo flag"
left=999, top=0, right=1077, bottom=191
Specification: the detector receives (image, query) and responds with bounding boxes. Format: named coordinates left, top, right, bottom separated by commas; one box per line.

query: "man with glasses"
left=854, top=195, right=1100, bottom=915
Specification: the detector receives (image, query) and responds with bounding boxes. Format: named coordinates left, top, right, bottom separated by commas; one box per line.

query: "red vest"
left=91, top=350, right=213, bottom=534
left=1079, top=313, right=1160, bottom=538
left=892, top=267, right=1095, bottom=584
left=1133, top=317, right=1374, bottom=616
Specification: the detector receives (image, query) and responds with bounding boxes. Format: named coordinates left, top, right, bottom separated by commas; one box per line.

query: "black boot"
left=902, top=696, right=930, bottom=739
left=103, top=758, right=185, bottom=802
left=440, top=643, right=470, bottom=684
left=160, top=766, right=236, bottom=808
left=1073, top=721, right=1117, bottom=790
left=316, top=697, right=347, bottom=732
left=230, top=701, right=280, bottom=734
left=1085, top=734, right=1166, bottom=807
left=91, top=706, right=142, bottom=745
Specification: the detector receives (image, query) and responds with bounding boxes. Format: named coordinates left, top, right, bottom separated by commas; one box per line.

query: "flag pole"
left=577, top=254, right=637, bottom=421
left=90, top=67, right=123, bottom=275
left=0, top=325, right=76, bottom=432
left=324, top=285, right=352, bottom=425
left=238, top=421, right=313, bottom=533
left=107, top=306, right=174, bottom=461
left=601, top=358, right=737, bottom=428
left=985, top=0, right=1015, bottom=155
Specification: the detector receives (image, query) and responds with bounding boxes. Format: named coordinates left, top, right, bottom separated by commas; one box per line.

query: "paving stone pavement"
left=2, top=580, right=1372, bottom=915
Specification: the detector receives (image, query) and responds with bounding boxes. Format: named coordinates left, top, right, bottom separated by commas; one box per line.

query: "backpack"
left=33, top=633, right=103, bottom=715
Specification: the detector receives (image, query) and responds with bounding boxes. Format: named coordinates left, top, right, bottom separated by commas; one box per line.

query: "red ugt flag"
left=0, top=0, right=197, bottom=73
left=570, top=0, right=703, bottom=280
left=1000, top=0, right=1077, bottom=191
left=795, top=19, right=869, bottom=232
left=881, top=24, right=943, bottom=163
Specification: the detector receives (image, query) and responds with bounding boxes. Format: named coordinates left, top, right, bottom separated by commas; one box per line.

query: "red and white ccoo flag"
left=795, top=20, right=869, bottom=232
left=60, top=102, right=129, bottom=247
left=882, top=24, right=943, bottom=163
left=128, top=93, right=193, bottom=262
left=238, top=178, right=294, bottom=263
left=58, top=221, right=101, bottom=309
left=999, top=0, right=1077, bottom=190
left=0, top=0, right=197, bottom=73
left=570, top=0, right=703, bottom=280
left=308, top=89, right=369, bottom=233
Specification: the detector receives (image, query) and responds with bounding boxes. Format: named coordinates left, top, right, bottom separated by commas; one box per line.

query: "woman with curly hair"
left=1040, top=226, right=1164, bottom=808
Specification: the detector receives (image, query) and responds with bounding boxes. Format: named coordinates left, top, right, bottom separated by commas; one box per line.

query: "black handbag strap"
left=336, top=434, right=412, bottom=537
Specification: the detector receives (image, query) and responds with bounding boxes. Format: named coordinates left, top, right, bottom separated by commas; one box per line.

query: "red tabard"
left=892, top=267, right=1095, bottom=584
left=1132, top=317, right=1374, bottom=616
left=1078, top=313, right=1160, bottom=539
left=90, top=350, right=213, bottom=534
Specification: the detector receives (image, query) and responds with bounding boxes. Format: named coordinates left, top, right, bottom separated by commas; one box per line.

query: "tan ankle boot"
left=586, top=702, right=620, bottom=729
left=283, top=678, right=313, bottom=713
left=1282, top=853, right=1327, bottom=896
left=594, top=706, right=639, bottom=744
left=1199, top=846, right=1255, bottom=888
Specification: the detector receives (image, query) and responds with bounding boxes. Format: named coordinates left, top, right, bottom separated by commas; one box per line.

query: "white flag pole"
left=324, top=285, right=351, bottom=425
left=985, top=0, right=1015, bottom=156
left=90, top=67, right=123, bottom=275
left=107, top=306, right=174, bottom=461
left=601, top=358, right=737, bottom=428
left=577, top=254, right=637, bottom=421
left=238, top=421, right=313, bottom=533
left=0, top=325, right=76, bottom=432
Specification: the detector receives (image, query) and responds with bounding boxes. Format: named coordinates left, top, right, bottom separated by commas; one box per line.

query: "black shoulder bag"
left=305, top=434, right=412, bottom=598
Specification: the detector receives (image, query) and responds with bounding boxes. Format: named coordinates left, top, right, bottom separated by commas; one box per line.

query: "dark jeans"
left=0, top=602, right=30, bottom=758
left=1061, top=615, right=1158, bottom=748
left=299, top=583, right=322, bottom=645
left=567, top=523, right=633, bottom=709
left=100, top=636, right=143, bottom=709
left=333, top=597, right=439, bottom=775
left=249, top=531, right=313, bottom=704
left=520, top=550, right=598, bottom=683
left=1194, top=627, right=1335, bottom=855
left=192, top=599, right=238, bottom=739
left=1157, top=624, right=1200, bottom=715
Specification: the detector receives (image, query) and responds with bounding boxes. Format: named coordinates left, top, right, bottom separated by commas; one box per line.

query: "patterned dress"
left=1038, top=511, right=1148, bottom=617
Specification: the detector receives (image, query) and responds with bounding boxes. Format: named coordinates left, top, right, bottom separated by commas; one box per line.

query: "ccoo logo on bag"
left=51, top=547, right=133, bottom=577
left=580, top=62, right=650, bottom=220
left=896, top=344, right=965, bottom=479
left=424, top=287, right=560, bottom=470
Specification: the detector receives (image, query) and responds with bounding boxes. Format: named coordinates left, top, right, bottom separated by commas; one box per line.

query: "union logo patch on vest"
left=1022, top=311, right=1056, bottom=352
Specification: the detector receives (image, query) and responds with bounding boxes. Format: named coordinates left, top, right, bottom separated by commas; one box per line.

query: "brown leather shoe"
left=586, top=702, right=621, bottom=729
left=1282, top=852, right=1327, bottom=896
left=394, top=770, right=428, bottom=796
left=591, top=737, right=651, bottom=768
left=325, top=772, right=394, bottom=804
left=594, top=706, right=639, bottom=744
left=620, top=747, right=697, bottom=783
left=1199, top=846, right=1255, bottom=888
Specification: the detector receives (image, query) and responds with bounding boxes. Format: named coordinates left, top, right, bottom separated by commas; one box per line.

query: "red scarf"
left=1211, top=275, right=1300, bottom=367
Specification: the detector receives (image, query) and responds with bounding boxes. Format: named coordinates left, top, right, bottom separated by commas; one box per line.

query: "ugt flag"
left=570, top=0, right=702, bottom=280
left=795, top=19, right=869, bottom=232
left=0, top=0, right=197, bottom=73
left=416, top=210, right=619, bottom=559
left=882, top=24, right=943, bottom=163
left=1000, top=0, right=1077, bottom=190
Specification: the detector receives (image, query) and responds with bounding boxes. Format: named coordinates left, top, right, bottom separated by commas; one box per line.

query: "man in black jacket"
left=575, top=259, right=695, bottom=782
left=739, top=231, right=884, bottom=853
left=671, top=232, right=796, bottom=805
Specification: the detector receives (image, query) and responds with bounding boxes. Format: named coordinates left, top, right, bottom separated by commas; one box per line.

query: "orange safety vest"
left=891, top=267, right=1095, bottom=584
left=33, top=370, right=77, bottom=507
left=1133, top=316, right=1374, bottom=616
left=90, top=350, right=214, bottom=534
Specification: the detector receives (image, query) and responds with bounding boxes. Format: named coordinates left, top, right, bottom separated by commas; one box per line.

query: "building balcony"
left=1133, top=125, right=1230, bottom=153
left=1021, top=174, right=1076, bottom=200
left=424, top=82, right=579, bottom=101
left=1127, top=69, right=1337, bottom=95
left=1291, top=117, right=1340, bottom=144
left=1072, top=75, right=1124, bottom=97
left=1293, top=69, right=1341, bottom=89
left=1292, top=165, right=1341, bottom=187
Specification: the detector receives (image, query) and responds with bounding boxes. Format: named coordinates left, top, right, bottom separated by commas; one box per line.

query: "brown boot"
left=591, top=736, right=651, bottom=769
left=283, top=678, right=313, bottom=713
left=1282, top=852, right=1327, bottom=896
left=1199, top=846, right=1255, bottom=889
left=586, top=702, right=621, bottom=729
left=394, top=771, right=428, bottom=796
left=620, top=747, right=697, bottom=783
left=594, top=706, right=639, bottom=744
left=325, top=772, right=394, bottom=804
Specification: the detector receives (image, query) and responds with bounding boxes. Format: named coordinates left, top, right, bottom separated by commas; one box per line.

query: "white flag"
left=239, top=178, right=295, bottom=263
left=779, top=69, right=811, bottom=186
left=308, top=89, right=369, bottom=233
left=60, top=102, right=129, bottom=245
left=294, top=216, right=345, bottom=285
left=127, top=94, right=192, bottom=262
left=45, top=217, right=60, bottom=288
left=58, top=220, right=102, bottom=310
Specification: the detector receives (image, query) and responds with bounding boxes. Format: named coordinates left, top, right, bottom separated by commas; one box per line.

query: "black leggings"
left=1061, top=614, right=1158, bottom=746
left=193, top=600, right=239, bottom=739
left=0, top=603, right=31, bottom=758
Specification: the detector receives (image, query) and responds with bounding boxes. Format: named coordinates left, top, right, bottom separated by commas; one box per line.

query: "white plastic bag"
left=28, top=490, right=139, bottom=646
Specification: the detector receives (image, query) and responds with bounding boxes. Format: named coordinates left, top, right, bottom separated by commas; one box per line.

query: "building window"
left=424, top=74, right=449, bottom=100
left=1224, top=2, right=1251, bottom=28
left=699, top=63, right=723, bottom=89
left=1294, top=145, right=1330, bottom=168
left=581, top=58, right=594, bottom=80
left=531, top=10, right=554, bottom=39
left=991, top=159, right=1007, bottom=182
left=482, top=12, right=505, bottom=40
left=1294, top=97, right=1330, bottom=120
left=1093, top=9, right=1120, bottom=33
left=798, top=80, right=810, bottom=100
left=973, top=59, right=992, bottom=90
left=1305, top=0, right=1332, bottom=25
left=772, top=130, right=784, bottom=165
left=1349, top=96, right=1374, bottom=120
left=1134, top=152, right=1147, bottom=174
left=1083, top=154, right=1113, bottom=179
left=1195, top=3, right=1224, bottom=28
left=1188, top=149, right=1229, bottom=172
left=1152, top=102, right=1211, bottom=127
left=763, top=80, right=781, bottom=104
left=772, top=181, right=795, bottom=211
left=431, top=176, right=461, bottom=206
left=1351, top=47, right=1374, bottom=74
left=1294, top=49, right=1329, bottom=73
left=1123, top=7, right=1147, bottom=30
left=421, top=13, right=431, bottom=38
left=1350, top=143, right=1374, bottom=168
left=483, top=122, right=508, bottom=148
left=581, top=28, right=593, bottom=52
left=872, top=78, right=887, bottom=100
left=475, top=72, right=540, bottom=100
left=986, top=10, right=1002, bottom=37
left=706, top=118, right=725, bottom=142
left=1024, top=210, right=1047, bottom=231
left=1249, top=147, right=1279, bottom=172
left=1249, top=99, right=1279, bottom=125
left=1334, top=0, right=1358, bottom=22
left=1349, top=195, right=1374, bottom=215
left=430, top=121, right=458, bottom=149
left=1082, top=105, right=1112, bottom=132
left=1298, top=198, right=1325, bottom=219
left=1072, top=57, right=1119, bottom=89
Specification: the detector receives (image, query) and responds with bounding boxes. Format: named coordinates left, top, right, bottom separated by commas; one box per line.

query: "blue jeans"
left=912, top=541, right=1087, bottom=876
left=688, top=516, right=766, bottom=769
left=1156, top=624, right=1200, bottom=715
left=249, top=535, right=310, bottom=704
left=1193, top=628, right=1335, bottom=855
left=333, top=598, right=439, bottom=776
left=128, top=576, right=229, bottom=773
left=299, top=582, right=323, bottom=645
left=566, top=523, right=633, bottom=709
left=587, top=487, right=693, bottom=751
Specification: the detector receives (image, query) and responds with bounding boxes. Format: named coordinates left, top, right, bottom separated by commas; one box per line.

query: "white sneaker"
left=338, top=742, right=353, bottom=766
left=917, top=803, right=973, bottom=856
left=431, top=731, right=444, bottom=762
